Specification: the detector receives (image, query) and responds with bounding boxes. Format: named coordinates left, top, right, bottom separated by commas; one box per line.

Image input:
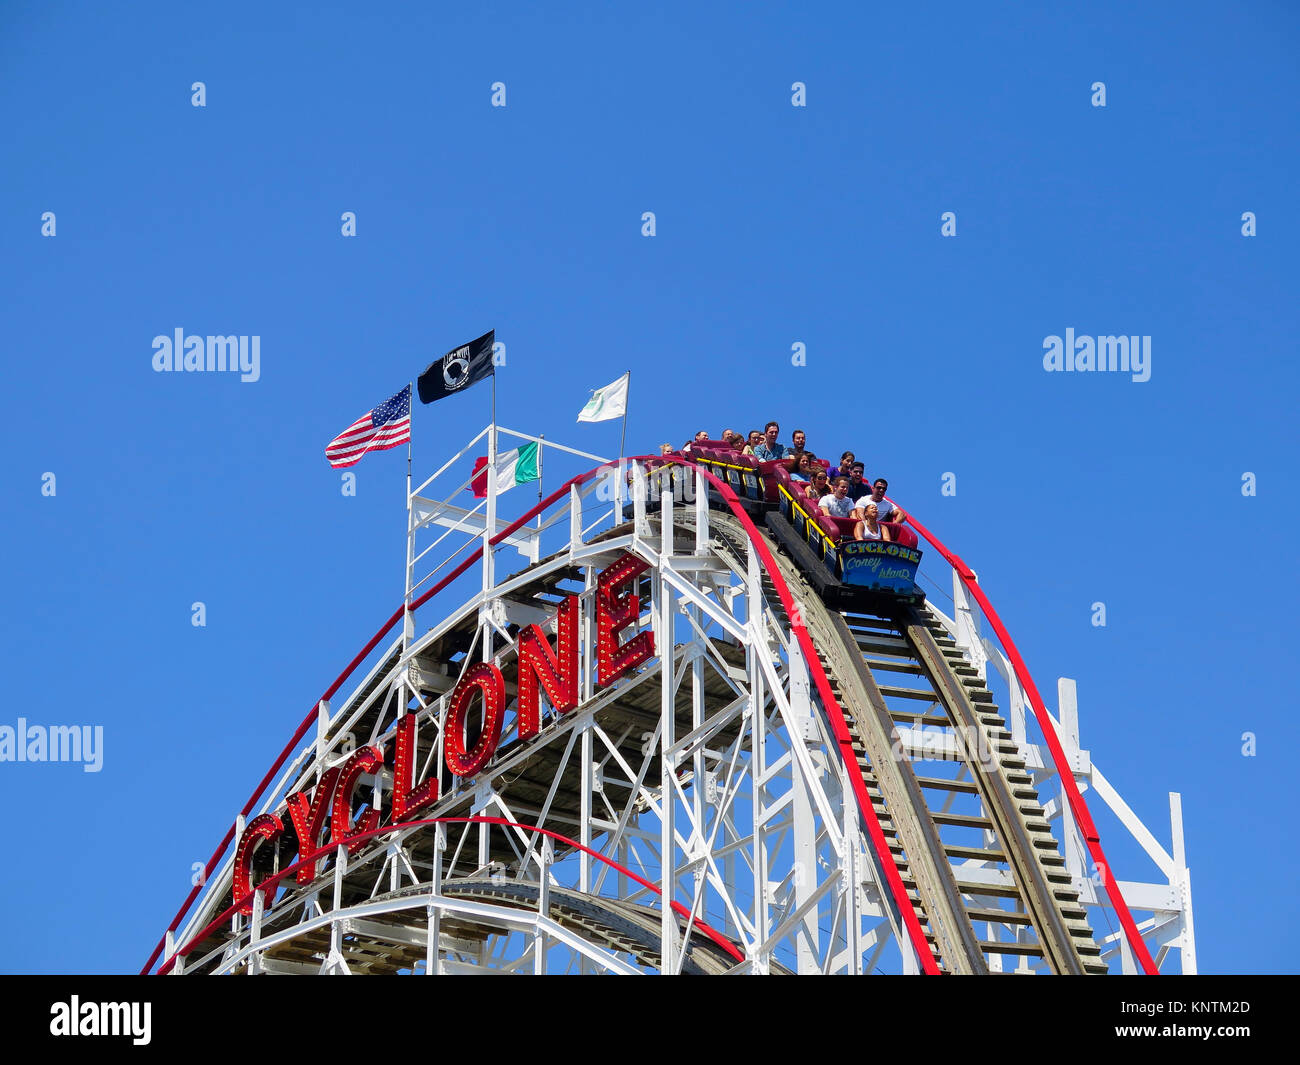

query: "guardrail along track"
left=240, top=880, right=746, bottom=976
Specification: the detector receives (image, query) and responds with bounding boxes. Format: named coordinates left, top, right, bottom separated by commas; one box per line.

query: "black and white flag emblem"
left=417, top=330, right=495, bottom=405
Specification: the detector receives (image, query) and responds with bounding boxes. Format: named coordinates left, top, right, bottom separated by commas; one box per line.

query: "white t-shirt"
left=855, top=495, right=894, bottom=522
left=858, top=523, right=884, bottom=540
left=820, top=493, right=854, bottom=518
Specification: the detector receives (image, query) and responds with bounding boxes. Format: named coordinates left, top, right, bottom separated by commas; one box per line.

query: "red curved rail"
left=158, top=815, right=744, bottom=974
left=898, top=506, right=1159, bottom=975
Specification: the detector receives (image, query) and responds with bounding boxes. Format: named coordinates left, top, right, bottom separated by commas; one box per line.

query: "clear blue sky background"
left=1, top=2, right=1295, bottom=974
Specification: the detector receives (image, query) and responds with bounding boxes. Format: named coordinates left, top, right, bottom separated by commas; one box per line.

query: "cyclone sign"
left=231, top=551, right=655, bottom=916
left=839, top=539, right=922, bottom=593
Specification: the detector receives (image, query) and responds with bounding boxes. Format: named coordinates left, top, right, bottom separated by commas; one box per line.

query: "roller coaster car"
left=642, top=448, right=924, bottom=608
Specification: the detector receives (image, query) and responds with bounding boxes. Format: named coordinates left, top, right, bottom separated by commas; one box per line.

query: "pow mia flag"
left=417, top=330, right=495, bottom=404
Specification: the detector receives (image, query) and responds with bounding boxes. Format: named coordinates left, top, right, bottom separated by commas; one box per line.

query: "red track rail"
left=898, top=507, right=1159, bottom=974
left=144, top=457, right=1156, bottom=975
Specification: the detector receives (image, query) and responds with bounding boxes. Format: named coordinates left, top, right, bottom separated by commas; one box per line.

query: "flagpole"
left=403, top=382, right=415, bottom=654
left=616, top=372, right=629, bottom=520
left=483, top=373, right=497, bottom=660
left=618, top=371, right=629, bottom=460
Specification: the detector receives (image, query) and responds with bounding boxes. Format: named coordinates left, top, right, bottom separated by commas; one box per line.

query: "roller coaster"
left=144, top=426, right=1195, bottom=975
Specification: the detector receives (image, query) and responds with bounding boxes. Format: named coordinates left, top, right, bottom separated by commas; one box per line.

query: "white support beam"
left=411, top=498, right=539, bottom=555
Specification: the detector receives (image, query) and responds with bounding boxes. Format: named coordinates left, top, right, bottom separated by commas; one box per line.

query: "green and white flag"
left=474, top=441, right=539, bottom=497
left=577, top=372, right=629, bottom=423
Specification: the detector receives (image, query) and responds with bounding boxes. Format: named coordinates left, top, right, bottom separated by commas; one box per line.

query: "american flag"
left=325, top=385, right=411, bottom=468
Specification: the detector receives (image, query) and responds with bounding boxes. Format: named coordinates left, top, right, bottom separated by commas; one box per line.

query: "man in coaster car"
left=845, top=461, right=871, bottom=500
left=852, top=477, right=907, bottom=525
left=753, top=420, right=793, bottom=469
left=819, top=476, right=855, bottom=519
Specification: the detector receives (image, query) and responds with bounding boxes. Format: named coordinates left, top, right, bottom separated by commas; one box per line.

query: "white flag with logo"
left=577, top=372, right=629, bottom=423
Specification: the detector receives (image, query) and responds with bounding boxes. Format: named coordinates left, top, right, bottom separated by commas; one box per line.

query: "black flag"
left=417, top=330, right=495, bottom=404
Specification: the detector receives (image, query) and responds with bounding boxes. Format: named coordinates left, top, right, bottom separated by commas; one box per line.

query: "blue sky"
left=1, top=2, right=1296, bottom=974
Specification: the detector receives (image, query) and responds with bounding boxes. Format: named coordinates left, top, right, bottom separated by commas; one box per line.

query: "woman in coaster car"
left=854, top=502, right=892, bottom=542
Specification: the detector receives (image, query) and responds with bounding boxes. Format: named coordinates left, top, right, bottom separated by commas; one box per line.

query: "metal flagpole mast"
left=480, top=370, right=498, bottom=871
left=403, top=382, right=415, bottom=653
left=618, top=371, right=629, bottom=460
left=616, top=372, right=629, bottom=520
left=483, top=373, right=497, bottom=654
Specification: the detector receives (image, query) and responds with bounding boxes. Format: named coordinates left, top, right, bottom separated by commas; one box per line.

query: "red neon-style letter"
left=391, top=713, right=439, bottom=821
left=331, top=745, right=385, bottom=846
left=233, top=813, right=283, bottom=917
left=596, top=553, right=654, bottom=688
left=285, top=766, right=340, bottom=884
left=515, top=594, right=580, bottom=738
left=444, top=662, right=507, bottom=777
